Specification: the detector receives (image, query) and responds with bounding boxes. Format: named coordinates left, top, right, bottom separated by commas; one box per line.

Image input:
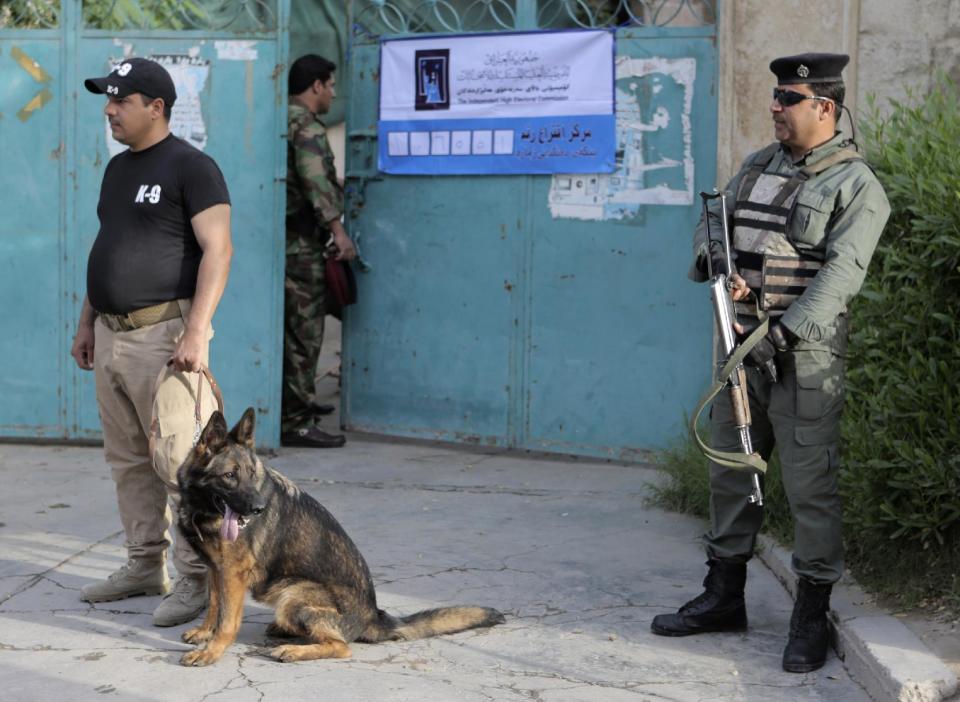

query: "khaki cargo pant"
left=93, top=300, right=216, bottom=577
left=703, top=348, right=846, bottom=585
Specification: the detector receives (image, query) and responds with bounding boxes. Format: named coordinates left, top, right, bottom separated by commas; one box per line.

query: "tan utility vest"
left=731, top=144, right=863, bottom=323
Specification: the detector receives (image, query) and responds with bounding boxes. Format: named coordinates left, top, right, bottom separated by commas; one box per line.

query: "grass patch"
left=647, top=420, right=794, bottom=547
left=646, top=431, right=711, bottom=519
left=845, top=532, right=960, bottom=613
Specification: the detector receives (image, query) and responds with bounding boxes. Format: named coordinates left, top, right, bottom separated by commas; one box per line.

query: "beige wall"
left=716, top=0, right=959, bottom=186
left=857, top=0, right=960, bottom=108
left=717, top=0, right=860, bottom=185
left=328, top=121, right=346, bottom=182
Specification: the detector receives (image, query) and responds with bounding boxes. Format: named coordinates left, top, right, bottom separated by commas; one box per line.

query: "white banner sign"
left=378, top=30, right=616, bottom=175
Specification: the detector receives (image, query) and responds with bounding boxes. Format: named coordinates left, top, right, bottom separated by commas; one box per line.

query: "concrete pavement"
left=0, top=436, right=886, bottom=702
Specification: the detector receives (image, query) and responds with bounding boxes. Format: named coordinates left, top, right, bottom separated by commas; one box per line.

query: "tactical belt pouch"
left=760, top=254, right=821, bottom=313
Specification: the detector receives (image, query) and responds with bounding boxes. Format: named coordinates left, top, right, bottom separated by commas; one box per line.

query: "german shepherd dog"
left=175, top=408, right=504, bottom=666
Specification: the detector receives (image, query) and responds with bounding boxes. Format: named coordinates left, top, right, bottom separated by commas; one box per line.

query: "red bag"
left=325, top=256, right=357, bottom=320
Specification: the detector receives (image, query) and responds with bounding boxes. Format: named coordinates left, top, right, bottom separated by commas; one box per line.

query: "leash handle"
left=149, top=362, right=225, bottom=466
left=193, top=365, right=225, bottom=436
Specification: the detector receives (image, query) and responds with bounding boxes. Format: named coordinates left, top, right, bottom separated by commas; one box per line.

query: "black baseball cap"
left=769, top=53, right=849, bottom=85
left=84, top=57, right=177, bottom=106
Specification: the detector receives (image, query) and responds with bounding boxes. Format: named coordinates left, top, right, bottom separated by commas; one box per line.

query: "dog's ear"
left=193, top=411, right=229, bottom=466
left=229, top=407, right=257, bottom=448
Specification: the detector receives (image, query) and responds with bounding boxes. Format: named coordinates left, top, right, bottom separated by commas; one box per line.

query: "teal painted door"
left=0, top=35, right=63, bottom=436
left=0, top=2, right=289, bottom=445
left=343, top=4, right=719, bottom=459
left=525, top=29, right=719, bottom=457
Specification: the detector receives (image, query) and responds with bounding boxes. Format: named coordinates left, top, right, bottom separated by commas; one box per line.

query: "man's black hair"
left=815, top=80, right=845, bottom=118
left=289, top=54, right=336, bottom=95
left=138, top=93, right=172, bottom=121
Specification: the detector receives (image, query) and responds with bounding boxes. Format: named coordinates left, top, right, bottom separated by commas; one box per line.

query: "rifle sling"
left=689, top=312, right=769, bottom=474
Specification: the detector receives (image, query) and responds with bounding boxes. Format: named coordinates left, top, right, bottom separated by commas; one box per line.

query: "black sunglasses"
left=772, top=88, right=834, bottom=107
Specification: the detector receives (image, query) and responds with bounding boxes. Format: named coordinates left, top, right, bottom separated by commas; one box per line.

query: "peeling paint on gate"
left=548, top=55, right=697, bottom=220
left=11, top=46, right=53, bottom=122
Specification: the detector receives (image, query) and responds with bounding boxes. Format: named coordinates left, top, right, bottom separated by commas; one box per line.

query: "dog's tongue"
left=220, top=505, right=240, bottom=542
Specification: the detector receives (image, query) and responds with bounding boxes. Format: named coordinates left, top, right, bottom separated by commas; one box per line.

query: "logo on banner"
left=415, top=49, right=450, bottom=111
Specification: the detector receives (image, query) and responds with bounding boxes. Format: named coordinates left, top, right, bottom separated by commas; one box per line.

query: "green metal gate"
left=343, top=0, right=720, bottom=459
left=0, top=0, right=289, bottom=445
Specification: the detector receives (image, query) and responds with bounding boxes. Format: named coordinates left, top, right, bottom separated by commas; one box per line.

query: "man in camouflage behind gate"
left=282, top=54, right=357, bottom=448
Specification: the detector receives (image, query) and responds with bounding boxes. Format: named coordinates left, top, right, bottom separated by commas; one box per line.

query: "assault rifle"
left=690, top=190, right=768, bottom=505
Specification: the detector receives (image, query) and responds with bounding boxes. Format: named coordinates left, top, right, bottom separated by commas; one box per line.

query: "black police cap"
left=84, top=57, right=177, bottom=106
left=769, top=53, right=849, bottom=85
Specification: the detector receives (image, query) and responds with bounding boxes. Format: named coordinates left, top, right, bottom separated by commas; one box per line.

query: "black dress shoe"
left=280, top=425, right=346, bottom=448
left=783, top=579, right=833, bottom=673
left=312, top=403, right=336, bottom=416
left=651, top=560, right=748, bottom=636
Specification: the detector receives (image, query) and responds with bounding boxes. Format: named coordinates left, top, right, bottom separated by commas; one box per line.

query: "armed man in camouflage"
left=651, top=53, right=890, bottom=673
left=282, top=54, right=356, bottom=448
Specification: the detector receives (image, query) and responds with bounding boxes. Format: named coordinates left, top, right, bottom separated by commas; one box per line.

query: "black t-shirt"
left=87, top=134, right=230, bottom=314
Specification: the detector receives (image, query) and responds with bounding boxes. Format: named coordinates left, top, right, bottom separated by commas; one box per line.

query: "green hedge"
left=842, top=76, right=960, bottom=606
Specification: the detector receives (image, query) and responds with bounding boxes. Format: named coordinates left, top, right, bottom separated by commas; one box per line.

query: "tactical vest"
left=732, top=144, right=863, bottom=323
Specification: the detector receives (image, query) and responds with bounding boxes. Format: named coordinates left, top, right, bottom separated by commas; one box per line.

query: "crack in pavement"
left=424, top=623, right=811, bottom=694
left=422, top=645, right=709, bottom=697
left=507, top=609, right=645, bottom=629
left=1, top=606, right=155, bottom=617
left=195, top=653, right=267, bottom=702
left=0, top=530, right=124, bottom=607
left=402, top=452, right=501, bottom=467
left=39, top=573, right=78, bottom=590
left=491, top=664, right=818, bottom=693
left=296, top=478, right=553, bottom=497
left=328, top=653, right=509, bottom=698
left=292, top=477, right=647, bottom=500
left=0, top=641, right=184, bottom=653
left=375, top=563, right=528, bottom=586
left=496, top=526, right=641, bottom=565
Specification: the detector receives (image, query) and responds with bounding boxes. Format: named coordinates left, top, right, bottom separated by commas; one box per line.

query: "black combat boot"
left=651, top=560, right=748, bottom=636
left=782, top=579, right=833, bottom=673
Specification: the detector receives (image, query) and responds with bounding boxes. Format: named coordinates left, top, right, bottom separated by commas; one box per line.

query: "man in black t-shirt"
left=70, top=58, right=233, bottom=627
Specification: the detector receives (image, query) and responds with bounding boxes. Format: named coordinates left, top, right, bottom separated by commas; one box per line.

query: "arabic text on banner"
left=378, top=30, right=616, bottom=175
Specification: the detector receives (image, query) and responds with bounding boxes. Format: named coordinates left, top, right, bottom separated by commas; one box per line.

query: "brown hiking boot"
left=80, top=558, right=169, bottom=603
left=152, top=574, right=207, bottom=627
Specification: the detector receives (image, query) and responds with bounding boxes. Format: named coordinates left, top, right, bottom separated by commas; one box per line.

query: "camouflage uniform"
left=691, top=133, right=890, bottom=585
left=283, top=99, right=343, bottom=434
